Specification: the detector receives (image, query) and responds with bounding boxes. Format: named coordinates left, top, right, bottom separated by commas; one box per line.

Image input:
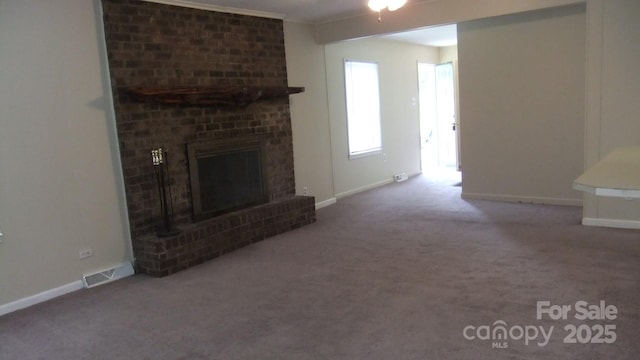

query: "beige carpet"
left=2, top=170, right=640, bottom=359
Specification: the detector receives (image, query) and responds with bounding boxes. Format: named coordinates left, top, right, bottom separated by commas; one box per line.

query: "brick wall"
left=101, top=0, right=314, bottom=275
left=101, top=0, right=297, bottom=238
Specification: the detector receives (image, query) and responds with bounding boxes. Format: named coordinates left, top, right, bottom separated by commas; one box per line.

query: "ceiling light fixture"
left=368, top=0, right=408, bottom=21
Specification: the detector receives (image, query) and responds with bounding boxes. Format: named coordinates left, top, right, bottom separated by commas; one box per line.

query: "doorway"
left=418, top=61, right=459, bottom=173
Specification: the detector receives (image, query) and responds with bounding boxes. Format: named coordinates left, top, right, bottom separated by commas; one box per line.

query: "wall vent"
left=394, top=173, right=408, bottom=182
left=82, top=262, right=134, bottom=288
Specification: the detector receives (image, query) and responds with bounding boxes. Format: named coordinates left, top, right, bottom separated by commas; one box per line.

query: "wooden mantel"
left=128, top=86, right=305, bottom=106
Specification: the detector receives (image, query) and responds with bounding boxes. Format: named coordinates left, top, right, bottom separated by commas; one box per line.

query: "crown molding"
left=142, top=0, right=285, bottom=20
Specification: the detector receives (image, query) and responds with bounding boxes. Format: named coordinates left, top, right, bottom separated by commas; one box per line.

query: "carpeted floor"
left=2, top=171, right=640, bottom=359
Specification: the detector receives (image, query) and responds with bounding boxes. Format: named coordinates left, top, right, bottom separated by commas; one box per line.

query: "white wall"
left=439, top=45, right=458, bottom=64
left=323, top=38, right=439, bottom=197
left=583, top=0, right=640, bottom=225
left=457, top=5, right=586, bottom=205
left=286, top=26, right=466, bottom=203
left=285, top=32, right=439, bottom=200
left=0, top=0, right=132, bottom=308
left=283, top=22, right=335, bottom=206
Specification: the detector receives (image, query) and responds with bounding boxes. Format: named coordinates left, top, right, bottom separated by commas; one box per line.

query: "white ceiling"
left=151, top=0, right=457, bottom=47
left=171, top=0, right=427, bottom=23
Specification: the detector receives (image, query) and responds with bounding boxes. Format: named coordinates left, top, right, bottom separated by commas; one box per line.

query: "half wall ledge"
left=573, top=146, right=640, bottom=199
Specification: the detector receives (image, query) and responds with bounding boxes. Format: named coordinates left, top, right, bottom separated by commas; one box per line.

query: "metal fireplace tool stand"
left=152, top=148, right=181, bottom=237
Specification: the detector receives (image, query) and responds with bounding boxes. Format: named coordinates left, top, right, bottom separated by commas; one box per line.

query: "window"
left=344, top=60, right=382, bottom=158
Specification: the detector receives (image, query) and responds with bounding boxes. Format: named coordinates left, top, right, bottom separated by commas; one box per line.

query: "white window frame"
left=344, top=60, right=382, bottom=159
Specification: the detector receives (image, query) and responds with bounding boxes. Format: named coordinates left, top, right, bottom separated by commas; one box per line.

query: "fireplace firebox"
left=187, top=136, right=269, bottom=221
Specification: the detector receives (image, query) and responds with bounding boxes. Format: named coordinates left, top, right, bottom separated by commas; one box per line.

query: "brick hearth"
left=101, top=0, right=315, bottom=275
left=134, top=196, right=315, bottom=277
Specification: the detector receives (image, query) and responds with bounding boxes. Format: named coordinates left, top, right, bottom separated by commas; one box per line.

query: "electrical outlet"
left=302, top=186, right=308, bottom=195
left=79, top=248, right=93, bottom=259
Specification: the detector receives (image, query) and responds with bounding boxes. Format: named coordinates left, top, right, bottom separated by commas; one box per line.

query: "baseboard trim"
left=0, top=261, right=135, bottom=317
left=582, top=217, right=640, bottom=230
left=335, top=178, right=394, bottom=199
left=316, top=197, right=337, bottom=209
left=0, top=281, right=84, bottom=317
left=461, top=192, right=582, bottom=206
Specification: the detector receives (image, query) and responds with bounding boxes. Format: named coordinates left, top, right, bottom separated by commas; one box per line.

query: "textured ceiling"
left=183, top=0, right=424, bottom=23
left=149, top=0, right=457, bottom=46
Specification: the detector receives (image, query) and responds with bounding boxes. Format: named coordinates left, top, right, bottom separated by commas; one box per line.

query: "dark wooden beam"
left=128, top=86, right=305, bottom=106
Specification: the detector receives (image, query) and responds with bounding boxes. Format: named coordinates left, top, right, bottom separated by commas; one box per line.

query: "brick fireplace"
left=101, top=0, right=315, bottom=276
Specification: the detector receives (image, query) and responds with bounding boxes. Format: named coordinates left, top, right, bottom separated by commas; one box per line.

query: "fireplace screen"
left=187, top=137, right=269, bottom=221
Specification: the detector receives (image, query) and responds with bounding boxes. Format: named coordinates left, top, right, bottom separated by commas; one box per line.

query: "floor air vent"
left=82, top=262, right=134, bottom=288
left=394, top=172, right=408, bottom=182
